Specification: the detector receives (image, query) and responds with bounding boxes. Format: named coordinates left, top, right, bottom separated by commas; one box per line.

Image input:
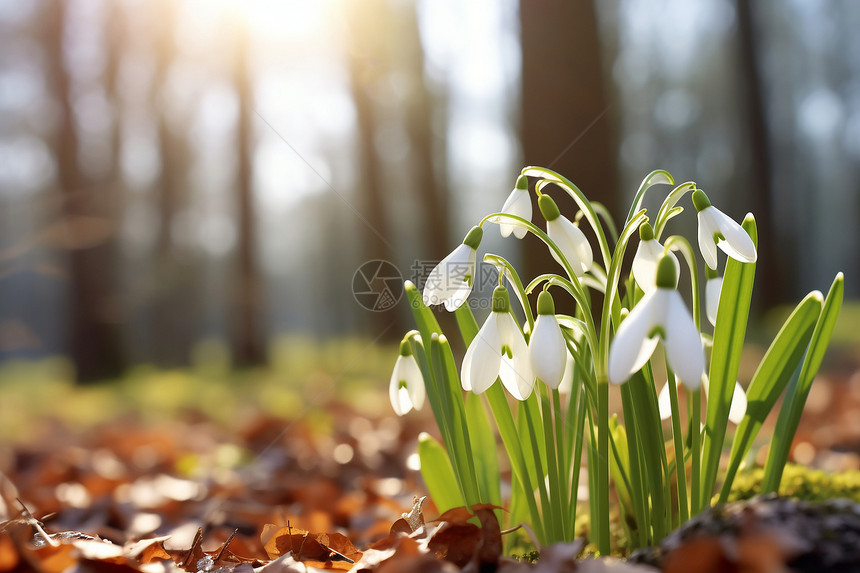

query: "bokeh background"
left=1, top=0, right=858, bottom=385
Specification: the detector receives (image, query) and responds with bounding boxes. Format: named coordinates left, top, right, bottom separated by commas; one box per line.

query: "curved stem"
left=483, top=253, right=535, bottom=330
left=625, top=169, right=675, bottom=225
left=523, top=166, right=613, bottom=270
left=662, top=235, right=702, bottom=332
left=654, top=181, right=696, bottom=239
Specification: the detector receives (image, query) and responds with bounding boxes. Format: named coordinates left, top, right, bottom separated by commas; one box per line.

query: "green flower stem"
left=479, top=384, right=543, bottom=543
left=625, top=169, right=675, bottom=226
left=627, top=370, right=670, bottom=541
left=620, top=383, right=649, bottom=547
left=567, top=380, right=587, bottom=526
left=483, top=253, right=535, bottom=330
left=665, top=364, right=689, bottom=524
left=690, top=387, right=702, bottom=515
left=479, top=212, right=598, bottom=352
left=662, top=235, right=701, bottom=330
left=524, top=167, right=613, bottom=270
left=430, top=334, right=481, bottom=506
left=653, top=182, right=697, bottom=239
left=538, top=383, right=567, bottom=540
left=585, top=201, right=619, bottom=244
left=522, top=394, right=556, bottom=542
left=596, top=379, right=610, bottom=554
left=700, top=216, right=757, bottom=509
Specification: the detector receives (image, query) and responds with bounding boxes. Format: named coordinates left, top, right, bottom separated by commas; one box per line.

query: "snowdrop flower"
left=538, top=194, right=593, bottom=276
left=658, top=378, right=747, bottom=424
left=389, top=337, right=425, bottom=416
left=608, top=255, right=705, bottom=388
left=423, top=226, right=482, bottom=311
left=461, top=285, right=535, bottom=400
left=528, top=291, right=567, bottom=389
left=705, top=266, right=723, bottom=327
left=499, top=174, right=532, bottom=239
left=692, top=189, right=757, bottom=270
left=631, top=222, right=679, bottom=292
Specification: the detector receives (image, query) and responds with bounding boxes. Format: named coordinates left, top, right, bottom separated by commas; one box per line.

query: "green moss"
left=720, top=463, right=860, bottom=504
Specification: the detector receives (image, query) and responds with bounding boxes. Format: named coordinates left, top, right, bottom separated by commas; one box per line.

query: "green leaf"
left=465, top=391, right=501, bottom=507
left=718, top=291, right=822, bottom=502
left=417, top=432, right=466, bottom=513
left=700, top=215, right=757, bottom=508
left=763, top=273, right=844, bottom=492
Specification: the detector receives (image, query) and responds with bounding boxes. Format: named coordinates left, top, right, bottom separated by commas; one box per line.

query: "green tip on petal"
left=399, top=338, right=412, bottom=357
left=538, top=194, right=561, bottom=222
left=492, top=285, right=510, bottom=313
left=462, top=226, right=483, bottom=249
left=655, top=255, right=679, bottom=289
left=536, top=290, right=555, bottom=315
left=516, top=174, right=528, bottom=190
left=705, top=265, right=719, bottom=280
left=691, top=189, right=711, bottom=212
left=639, top=222, right=654, bottom=241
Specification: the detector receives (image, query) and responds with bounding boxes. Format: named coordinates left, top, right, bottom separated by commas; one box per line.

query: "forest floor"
left=1, top=342, right=859, bottom=572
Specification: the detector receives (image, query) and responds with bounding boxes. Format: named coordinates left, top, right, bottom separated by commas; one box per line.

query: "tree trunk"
left=232, top=21, right=265, bottom=367
left=735, top=0, right=782, bottom=305
left=519, top=0, right=619, bottom=291
left=44, top=0, right=124, bottom=383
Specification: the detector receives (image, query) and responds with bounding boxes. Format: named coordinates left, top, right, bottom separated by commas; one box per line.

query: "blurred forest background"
left=1, top=0, right=858, bottom=383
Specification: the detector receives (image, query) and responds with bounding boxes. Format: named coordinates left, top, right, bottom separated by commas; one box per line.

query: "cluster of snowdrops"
left=388, top=166, right=843, bottom=554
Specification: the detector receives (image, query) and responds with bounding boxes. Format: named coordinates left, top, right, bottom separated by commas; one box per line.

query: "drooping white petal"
left=529, top=314, right=567, bottom=389
left=663, top=290, right=705, bottom=389
left=608, top=289, right=664, bottom=384
left=559, top=352, right=574, bottom=394
left=547, top=215, right=593, bottom=276
left=702, top=378, right=748, bottom=425
left=710, top=208, right=757, bottom=263
left=461, top=313, right=502, bottom=394
left=632, top=239, right=679, bottom=292
left=498, top=313, right=535, bottom=400
left=390, top=355, right=424, bottom=416
left=658, top=381, right=672, bottom=420
left=728, top=381, right=747, bottom=424
left=697, top=210, right=720, bottom=270
left=500, top=188, right=532, bottom=239
left=423, top=244, right=476, bottom=310
left=705, top=276, right=723, bottom=327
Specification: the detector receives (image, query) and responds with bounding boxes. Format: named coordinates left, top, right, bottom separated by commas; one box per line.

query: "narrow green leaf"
left=700, top=215, right=757, bottom=508
left=718, top=291, right=822, bottom=502
left=465, top=391, right=501, bottom=507
left=418, top=432, right=466, bottom=513
left=763, top=273, right=844, bottom=492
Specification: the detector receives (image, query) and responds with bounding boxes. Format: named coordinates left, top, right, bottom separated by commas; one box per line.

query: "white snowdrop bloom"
left=631, top=222, right=679, bottom=292
left=422, top=226, right=482, bottom=311
left=499, top=175, right=532, bottom=239
left=539, top=194, right=593, bottom=276
left=692, top=189, right=757, bottom=270
left=705, top=268, right=723, bottom=327
left=528, top=291, right=567, bottom=389
left=389, top=338, right=426, bottom=416
left=608, top=256, right=705, bottom=388
left=461, top=286, right=535, bottom=400
left=559, top=352, right=575, bottom=394
left=658, top=378, right=747, bottom=424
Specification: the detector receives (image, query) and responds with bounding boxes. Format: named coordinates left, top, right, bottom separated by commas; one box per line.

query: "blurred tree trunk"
left=345, top=0, right=401, bottom=335
left=44, top=0, right=124, bottom=383
left=232, top=21, right=265, bottom=366
left=400, top=2, right=449, bottom=258
left=735, top=0, right=781, bottom=305
left=519, top=0, right=619, bottom=289
left=151, top=0, right=197, bottom=366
